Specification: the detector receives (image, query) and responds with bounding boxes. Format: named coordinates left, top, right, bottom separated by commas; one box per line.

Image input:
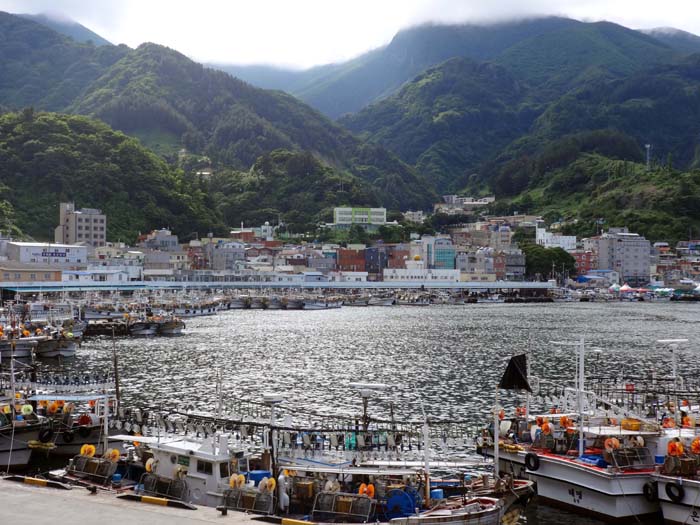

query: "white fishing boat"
left=368, top=295, right=395, bottom=306
left=303, top=298, right=342, bottom=310
left=128, top=320, right=158, bottom=336
left=111, top=430, right=255, bottom=508
left=156, top=317, right=185, bottom=336
left=391, top=496, right=503, bottom=525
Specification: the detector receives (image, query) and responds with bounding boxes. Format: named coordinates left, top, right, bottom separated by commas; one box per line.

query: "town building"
left=6, top=242, right=87, bottom=268
left=207, top=241, right=246, bottom=271
left=403, top=210, right=425, bottom=223
left=54, top=202, right=107, bottom=247
left=0, top=262, right=62, bottom=282
left=535, top=220, right=577, bottom=251
left=434, top=195, right=495, bottom=215
left=418, top=236, right=456, bottom=269
left=568, top=249, right=597, bottom=276
left=583, top=228, right=651, bottom=285
left=138, top=229, right=180, bottom=251
left=337, top=248, right=366, bottom=272
left=326, top=207, right=392, bottom=231
left=383, top=267, right=460, bottom=282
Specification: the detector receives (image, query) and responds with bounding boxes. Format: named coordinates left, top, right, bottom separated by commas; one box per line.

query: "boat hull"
left=493, top=449, right=660, bottom=522
left=657, top=475, right=700, bottom=525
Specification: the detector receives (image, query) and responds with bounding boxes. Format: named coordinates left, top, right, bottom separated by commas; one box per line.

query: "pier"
left=0, top=478, right=260, bottom=524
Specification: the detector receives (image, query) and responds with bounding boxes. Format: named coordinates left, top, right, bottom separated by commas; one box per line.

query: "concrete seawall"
left=0, top=478, right=262, bottom=524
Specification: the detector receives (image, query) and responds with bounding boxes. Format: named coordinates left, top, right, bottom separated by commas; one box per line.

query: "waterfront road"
left=0, top=479, right=262, bottom=524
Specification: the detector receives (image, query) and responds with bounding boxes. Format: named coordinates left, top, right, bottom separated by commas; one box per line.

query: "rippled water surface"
left=39, top=301, right=700, bottom=523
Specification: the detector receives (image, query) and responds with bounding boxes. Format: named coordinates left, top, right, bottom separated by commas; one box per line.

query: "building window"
left=44, top=273, right=51, bottom=279
left=3, top=273, right=9, bottom=279
left=14, top=273, right=21, bottom=279
left=30, top=273, right=36, bottom=279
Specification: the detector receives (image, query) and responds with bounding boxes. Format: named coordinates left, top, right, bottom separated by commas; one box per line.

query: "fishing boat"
left=344, top=296, right=370, bottom=307
left=156, top=316, right=185, bottom=336
left=485, top=345, right=677, bottom=522
left=109, top=429, right=256, bottom=508
left=128, top=319, right=158, bottom=336
left=0, top=338, right=39, bottom=360
left=266, top=296, right=285, bottom=310
left=390, top=496, right=503, bottom=525
left=303, top=298, right=342, bottom=310
left=368, top=295, right=395, bottom=306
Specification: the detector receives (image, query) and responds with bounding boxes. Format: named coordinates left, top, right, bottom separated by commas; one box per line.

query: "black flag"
left=498, top=354, right=531, bottom=391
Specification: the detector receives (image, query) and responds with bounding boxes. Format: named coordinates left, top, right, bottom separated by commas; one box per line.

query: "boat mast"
left=578, top=337, right=584, bottom=458
left=658, top=339, right=688, bottom=426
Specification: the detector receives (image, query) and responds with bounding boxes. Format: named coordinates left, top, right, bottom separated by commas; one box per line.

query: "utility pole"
left=645, top=144, right=652, bottom=171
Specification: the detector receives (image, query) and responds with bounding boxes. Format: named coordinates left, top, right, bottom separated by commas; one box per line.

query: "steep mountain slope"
left=19, top=13, right=112, bottom=46
left=505, top=151, right=700, bottom=244
left=342, top=21, right=690, bottom=193
left=0, top=110, right=223, bottom=241
left=342, top=58, right=531, bottom=191
left=642, top=28, right=700, bottom=55
left=219, top=17, right=580, bottom=118
left=499, top=54, right=700, bottom=179
left=68, top=42, right=435, bottom=209
left=0, top=11, right=128, bottom=111
left=493, top=21, right=676, bottom=99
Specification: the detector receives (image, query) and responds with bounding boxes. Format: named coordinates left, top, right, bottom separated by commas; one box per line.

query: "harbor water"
left=32, top=301, right=700, bottom=524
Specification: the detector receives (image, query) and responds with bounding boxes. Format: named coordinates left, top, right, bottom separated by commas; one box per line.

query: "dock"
left=0, top=478, right=262, bottom=524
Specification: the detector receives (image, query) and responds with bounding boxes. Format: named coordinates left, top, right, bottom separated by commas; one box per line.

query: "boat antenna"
left=111, top=326, right=120, bottom=409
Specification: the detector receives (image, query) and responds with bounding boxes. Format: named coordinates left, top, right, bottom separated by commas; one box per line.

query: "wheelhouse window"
left=197, top=460, right=213, bottom=475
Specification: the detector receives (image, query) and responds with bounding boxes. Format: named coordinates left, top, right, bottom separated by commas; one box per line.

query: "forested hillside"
left=0, top=111, right=223, bottom=241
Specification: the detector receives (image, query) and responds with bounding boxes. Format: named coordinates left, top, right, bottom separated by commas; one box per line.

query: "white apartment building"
left=54, top=202, right=106, bottom=247
left=535, top=220, right=577, bottom=251
left=6, top=242, right=88, bottom=268
left=583, top=228, right=651, bottom=285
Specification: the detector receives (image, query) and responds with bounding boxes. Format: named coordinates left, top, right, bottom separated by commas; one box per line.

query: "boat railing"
left=139, top=472, right=189, bottom=501
left=609, top=447, right=655, bottom=471
left=67, top=454, right=118, bottom=485
left=220, top=487, right=275, bottom=514
left=311, top=491, right=375, bottom=523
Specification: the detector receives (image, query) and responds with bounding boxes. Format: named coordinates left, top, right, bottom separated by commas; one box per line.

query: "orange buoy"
left=604, top=437, right=621, bottom=452
left=692, top=438, right=700, bottom=455
left=682, top=416, right=692, bottom=428
left=668, top=439, right=684, bottom=457
left=542, top=423, right=552, bottom=435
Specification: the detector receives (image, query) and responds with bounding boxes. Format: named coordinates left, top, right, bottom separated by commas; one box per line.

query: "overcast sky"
left=1, top=0, right=698, bottom=68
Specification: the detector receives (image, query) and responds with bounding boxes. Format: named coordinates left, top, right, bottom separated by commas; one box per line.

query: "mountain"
left=503, top=149, right=700, bottom=244
left=19, top=13, right=112, bottom=46
left=0, top=11, right=434, bottom=211
left=342, top=57, right=531, bottom=192
left=67, top=42, right=434, bottom=209
left=0, top=12, right=128, bottom=111
left=340, top=22, right=697, bottom=192
left=642, top=27, right=700, bottom=55
left=492, top=21, right=676, bottom=100
left=219, top=17, right=581, bottom=118
left=494, top=53, right=700, bottom=190
left=0, top=110, right=223, bottom=241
